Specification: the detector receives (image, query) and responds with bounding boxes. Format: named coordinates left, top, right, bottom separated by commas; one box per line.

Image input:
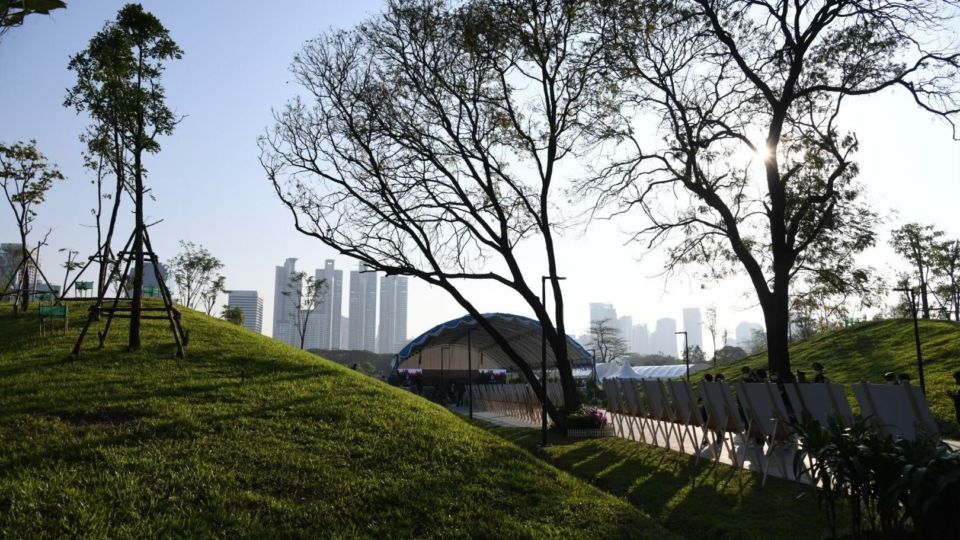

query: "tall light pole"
left=895, top=286, right=926, bottom=395
left=541, top=275, right=566, bottom=447
left=675, top=331, right=689, bottom=381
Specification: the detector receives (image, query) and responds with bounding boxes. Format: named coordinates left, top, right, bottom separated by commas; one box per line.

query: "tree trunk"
left=17, top=240, right=29, bottom=315
left=128, top=156, right=144, bottom=351
left=763, top=289, right=793, bottom=382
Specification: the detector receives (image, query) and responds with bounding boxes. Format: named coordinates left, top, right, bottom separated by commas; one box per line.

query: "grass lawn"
left=477, top=423, right=831, bottom=540
left=713, top=319, right=960, bottom=438
left=0, top=302, right=675, bottom=539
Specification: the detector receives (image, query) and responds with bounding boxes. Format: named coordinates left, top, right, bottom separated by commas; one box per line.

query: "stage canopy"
left=395, top=313, right=593, bottom=371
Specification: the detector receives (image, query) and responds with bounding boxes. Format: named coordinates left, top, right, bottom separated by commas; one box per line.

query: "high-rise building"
left=652, top=318, right=678, bottom=358
left=313, top=260, right=344, bottom=350
left=630, top=323, right=649, bottom=354
left=589, top=302, right=617, bottom=323
left=378, top=275, right=408, bottom=353
left=348, top=262, right=378, bottom=351
left=227, top=290, right=263, bottom=333
left=682, top=307, right=703, bottom=350
left=735, top=321, right=764, bottom=348
left=272, top=258, right=298, bottom=345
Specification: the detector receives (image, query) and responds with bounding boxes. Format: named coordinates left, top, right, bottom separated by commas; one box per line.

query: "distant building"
left=314, top=259, right=344, bottom=350
left=377, top=275, right=408, bottom=353
left=126, top=261, right=169, bottom=297
left=227, top=290, right=263, bottom=333
left=340, top=315, right=349, bottom=350
left=629, top=323, right=650, bottom=355
left=682, top=307, right=703, bottom=350
left=348, top=263, right=378, bottom=351
left=735, top=321, right=764, bottom=348
left=589, top=302, right=617, bottom=323
left=652, top=318, right=678, bottom=358
left=272, top=258, right=298, bottom=345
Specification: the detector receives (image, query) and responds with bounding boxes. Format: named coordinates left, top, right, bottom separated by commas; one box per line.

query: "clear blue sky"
left=1, top=2, right=958, bottom=348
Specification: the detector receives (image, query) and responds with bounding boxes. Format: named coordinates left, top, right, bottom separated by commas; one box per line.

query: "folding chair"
left=619, top=378, right=648, bottom=444
left=700, top=381, right=749, bottom=467
left=668, top=379, right=714, bottom=464
left=602, top=378, right=626, bottom=438
left=853, top=382, right=940, bottom=441
left=641, top=379, right=675, bottom=450
left=784, top=382, right=854, bottom=429
left=736, top=382, right=795, bottom=485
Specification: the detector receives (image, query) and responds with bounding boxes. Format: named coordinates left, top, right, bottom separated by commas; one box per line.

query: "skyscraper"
left=682, top=307, right=703, bottom=350
left=348, top=262, right=378, bottom=351
left=272, top=258, right=298, bottom=345
left=227, top=290, right=264, bottom=333
left=314, top=259, right=343, bottom=350
left=589, top=302, right=617, bottom=323
left=378, top=275, right=408, bottom=353
left=652, top=318, right=678, bottom=358
left=630, top=323, right=650, bottom=354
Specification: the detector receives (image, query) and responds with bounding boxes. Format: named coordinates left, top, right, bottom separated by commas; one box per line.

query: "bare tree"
left=260, top=0, right=614, bottom=420
left=201, top=275, right=226, bottom=316
left=584, top=0, right=959, bottom=380
left=0, top=141, right=64, bottom=314
left=589, top=318, right=629, bottom=364
left=283, top=271, right=325, bottom=350
left=704, top=305, right=718, bottom=366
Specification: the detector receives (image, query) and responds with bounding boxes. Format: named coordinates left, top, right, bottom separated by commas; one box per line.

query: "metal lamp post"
left=541, top=275, right=566, bottom=448
left=894, top=286, right=926, bottom=395
left=675, top=331, right=689, bottom=381
left=467, top=328, right=473, bottom=419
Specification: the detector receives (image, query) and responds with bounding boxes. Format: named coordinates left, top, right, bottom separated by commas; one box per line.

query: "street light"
left=894, top=286, right=926, bottom=395
left=675, top=331, right=689, bottom=381
left=467, top=327, right=474, bottom=420
left=541, top=275, right=567, bottom=447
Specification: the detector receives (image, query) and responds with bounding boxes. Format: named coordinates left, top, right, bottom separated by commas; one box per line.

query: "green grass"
left=476, top=423, right=830, bottom=540
left=713, top=319, right=960, bottom=437
left=0, top=302, right=675, bottom=539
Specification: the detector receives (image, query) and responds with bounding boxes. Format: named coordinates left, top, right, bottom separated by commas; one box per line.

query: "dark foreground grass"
left=479, top=424, right=830, bottom=540
left=715, top=319, right=960, bottom=437
left=0, top=303, right=675, bottom=539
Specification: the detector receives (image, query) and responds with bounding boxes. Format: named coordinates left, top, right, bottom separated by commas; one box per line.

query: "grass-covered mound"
left=480, top=424, right=828, bottom=540
left=715, top=319, right=960, bottom=437
left=0, top=302, right=674, bottom=539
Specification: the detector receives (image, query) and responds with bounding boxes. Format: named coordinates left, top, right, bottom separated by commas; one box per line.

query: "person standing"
left=947, top=371, right=960, bottom=428
left=812, top=362, right=828, bottom=383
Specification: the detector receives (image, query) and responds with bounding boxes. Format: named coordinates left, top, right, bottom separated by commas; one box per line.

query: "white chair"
left=700, top=381, right=748, bottom=467
left=602, top=378, right=627, bottom=438
left=641, top=379, right=675, bottom=450
left=735, top=382, right=794, bottom=485
left=620, top=378, right=649, bottom=444
left=853, top=382, right=940, bottom=441
left=784, top=382, right=854, bottom=428
left=668, top=379, right=714, bottom=464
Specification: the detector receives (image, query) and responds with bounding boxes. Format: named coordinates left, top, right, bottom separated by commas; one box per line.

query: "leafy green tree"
left=0, top=0, right=65, bottom=40
left=890, top=223, right=944, bottom=319
left=65, top=3, right=182, bottom=350
left=933, top=239, right=960, bottom=321
left=585, top=0, right=959, bottom=380
left=221, top=305, right=243, bottom=326
left=0, top=141, right=64, bottom=314
left=168, top=241, right=224, bottom=310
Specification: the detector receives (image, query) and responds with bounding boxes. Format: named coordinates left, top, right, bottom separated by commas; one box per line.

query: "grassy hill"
left=714, top=319, right=960, bottom=437
left=0, top=302, right=674, bottom=539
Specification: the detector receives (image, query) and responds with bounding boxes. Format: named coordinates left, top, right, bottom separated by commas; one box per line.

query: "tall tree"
left=201, top=275, right=226, bottom=316
left=933, top=238, right=960, bottom=321
left=890, top=223, right=944, bottom=319
left=0, top=141, right=63, bottom=314
left=168, top=241, right=224, bottom=311
left=585, top=0, right=959, bottom=380
left=589, top=318, right=629, bottom=364
left=261, top=0, right=613, bottom=420
left=65, top=3, right=182, bottom=350
left=283, top=272, right=324, bottom=350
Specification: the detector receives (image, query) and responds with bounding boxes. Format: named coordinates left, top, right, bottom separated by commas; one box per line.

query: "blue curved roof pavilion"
left=395, top=313, right=593, bottom=371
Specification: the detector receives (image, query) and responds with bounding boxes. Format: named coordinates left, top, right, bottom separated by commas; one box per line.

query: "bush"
left=793, top=418, right=960, bottom=539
